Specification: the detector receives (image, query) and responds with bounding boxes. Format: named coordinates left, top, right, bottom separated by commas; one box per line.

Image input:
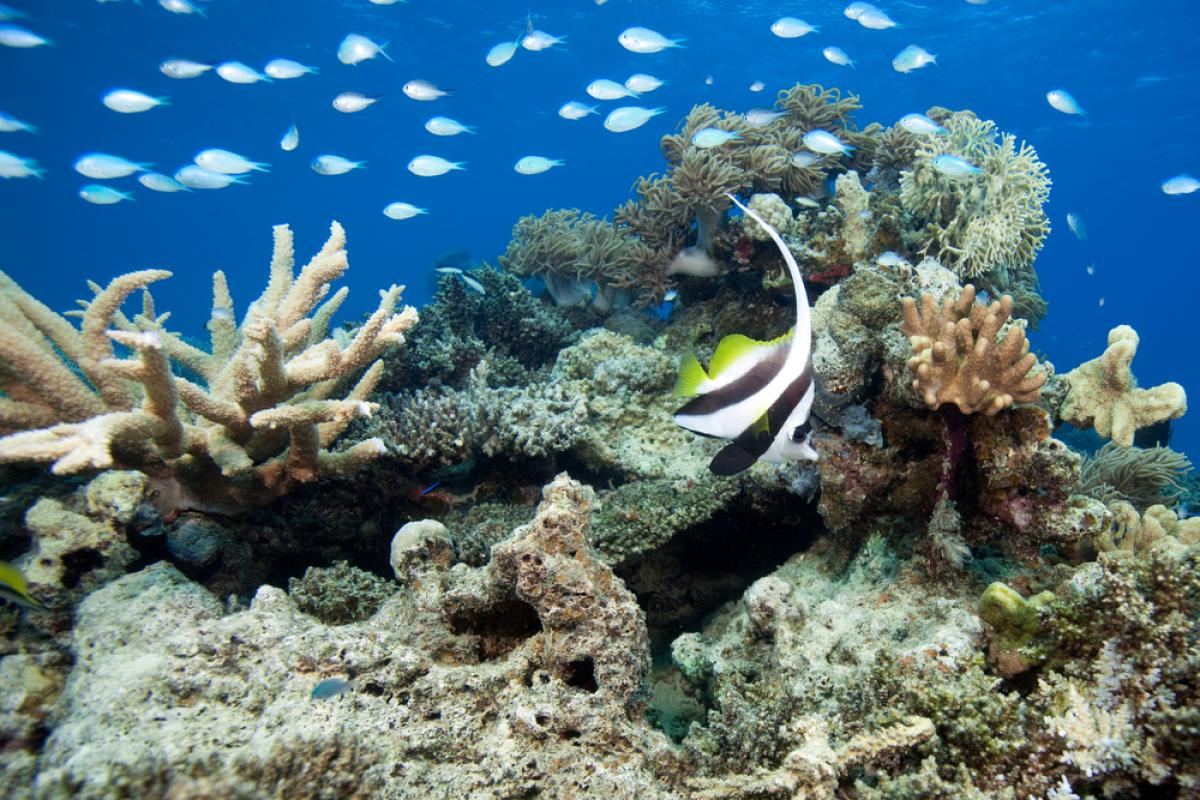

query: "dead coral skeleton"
left=0, top=221, right=417, bottom=512
left=900, top=284, right=1046, bottom=415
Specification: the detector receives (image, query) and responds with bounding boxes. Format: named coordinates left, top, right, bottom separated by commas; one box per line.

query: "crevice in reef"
left=447, top=598, right=542, bottom=661
left=615, top=494, right=823, bottom=654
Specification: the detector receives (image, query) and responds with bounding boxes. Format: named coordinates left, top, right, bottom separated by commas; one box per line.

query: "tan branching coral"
left=900, top=285, right=1046, bottom=414
left=1059, top=325, right=1187, bottom=447
left=899, top=110, right=1051, bottom=281
left=0, top=221, right=417, bottom=512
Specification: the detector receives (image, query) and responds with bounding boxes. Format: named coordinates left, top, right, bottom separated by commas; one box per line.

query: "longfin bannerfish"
left=673, top=194, right=817, bottom=475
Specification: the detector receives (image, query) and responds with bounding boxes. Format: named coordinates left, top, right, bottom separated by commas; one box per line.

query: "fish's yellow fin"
left=0, top=561, right=42, bottom=609
left=710, top=333, right=775, bottom=378
left=674, top=352, right=710, bottom=397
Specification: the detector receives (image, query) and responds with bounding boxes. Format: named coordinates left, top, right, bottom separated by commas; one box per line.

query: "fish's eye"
left=789, top=421, right=812, bottom=443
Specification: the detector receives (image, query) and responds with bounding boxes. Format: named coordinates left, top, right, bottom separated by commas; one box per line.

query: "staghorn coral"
left=899, top=110, right=1051, bottom=281
left=1078, top=441, right=1191, bottom=510
left=0, top=222, right=416, bottom=513
left=900, top=284, right=1046, bottom=415
left=1057, top=325, right=1187, bottom=447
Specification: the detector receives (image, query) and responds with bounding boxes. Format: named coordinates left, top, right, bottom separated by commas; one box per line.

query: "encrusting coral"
left=1058, top=325, right=1187, bottom=447
left=900, top=284, right=1046, bottom=415
left=0, top=222, right=417, bottom=513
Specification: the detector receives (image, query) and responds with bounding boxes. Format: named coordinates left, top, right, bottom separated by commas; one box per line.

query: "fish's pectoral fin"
left=673, top=352, right=710, bottom=397
left=709, top=442, right=760, bottom=476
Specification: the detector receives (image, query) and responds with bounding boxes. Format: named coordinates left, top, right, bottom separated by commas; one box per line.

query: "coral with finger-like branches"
left=0, top=221, right=417, bottom=513
left=900, top=284, right=1046, bottom=415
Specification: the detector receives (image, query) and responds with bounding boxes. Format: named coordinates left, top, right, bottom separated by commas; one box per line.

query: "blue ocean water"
left=0, top=0, right=1196, bottom=451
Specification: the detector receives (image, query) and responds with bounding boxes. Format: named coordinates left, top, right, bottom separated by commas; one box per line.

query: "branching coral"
left=1058, top=325, right=1187, bottom=447
left=0, top=222, right=417, bottom=512
left=899, top=110, right=1051, bottom=281
left=900, top=284, right=1046, bottom=414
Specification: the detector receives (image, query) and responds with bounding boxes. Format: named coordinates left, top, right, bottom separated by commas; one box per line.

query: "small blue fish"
left=1046, top=89, right=1086, bottom=117
left=931, top=155, right=980, bottom=177
left=418, top=480, right=441, bottom=497
left=311, top=678, right=351, bottom=700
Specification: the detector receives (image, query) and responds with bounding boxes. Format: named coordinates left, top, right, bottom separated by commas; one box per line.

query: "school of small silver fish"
left=0, top=0, right=1193, bottom=226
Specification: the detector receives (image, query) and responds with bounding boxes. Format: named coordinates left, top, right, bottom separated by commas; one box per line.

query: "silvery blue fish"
left=932, top=154, right=981, bottom=177
left=264, top=58, right=317, bottom=79
left=79, top=184, right=134, bottom=205
left=803, top=129, right=853, bottom=156
left=0, top=24, right=49, bottom=47
left=424, top=116, right=475, bottom=136
left=194, top=148, right=269, bottom=174
left=898, top=113, right=947, bottom=136
left=74, top=153, right=151, bottom=179
left=216, top=62, right=271, bottom=84
left=384, top=202, right=428, bottom=220
left=692, top=128, right=742, bottom=148
left=558, top=101, right=598, bottom=120
left=175, top=164, right=249, bottom=188
left=102, top=88, right=169, bottom=113
left=160, top=59, right=212, bottom=79
left=822, top=46, right=854, bottom=67
left=138, top=172, right=192, bottom=192
left=408, top=155, right=464, bottom=176
left=1162, top=174, right=1199, bottom=195
left=280, top=123, right=299, bottom=152
left=0, top=150, right=42, bottom=178
left=770, top=17, right=817, bottom=38
left=893, top=45, right=936, bottom=73
left=587, top=79, right=639, bottom=101
left=618, top=26, right=684, bottom=53
left=485, top=39, right=519, bottom=67
left=514, top=156, right=564, bottom=175
left=312, top=155, right=366, bottom=176
left=521, top=29, right=565, bottom=51
left=625, top=74, right=664, bottom=93
left=338, top=34, right=392, bottom=65
left=1046, top=89, right=1086, bottom=117
left=604, top=106, right=666, bottom=133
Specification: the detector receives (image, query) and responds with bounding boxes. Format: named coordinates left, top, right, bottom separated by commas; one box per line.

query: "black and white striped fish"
left=673, top=194, right=818, bottom=476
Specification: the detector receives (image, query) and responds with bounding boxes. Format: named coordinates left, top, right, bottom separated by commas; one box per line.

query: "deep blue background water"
left=1, top=0, right=1197, bottom=454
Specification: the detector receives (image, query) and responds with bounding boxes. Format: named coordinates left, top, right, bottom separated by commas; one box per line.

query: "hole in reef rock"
left=59, top=548, right=105, bottom=589
left=562, top=657, right=598, bottom=693
left=447, top=598, right=542, bottom=661
left=615, top=492, right=823, bottom=655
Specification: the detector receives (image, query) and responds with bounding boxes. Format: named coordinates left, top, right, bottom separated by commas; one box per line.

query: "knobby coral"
left=0, top=221, right=417, bottom=512
left=900, top=284, right=1046, bottom=414
left=1058, top=325, right=1187, bottom=447
left=899, top=110, right=1051, bottom=282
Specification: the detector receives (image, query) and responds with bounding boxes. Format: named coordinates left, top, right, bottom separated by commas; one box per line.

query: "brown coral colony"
left=901, top=285, right=1046, bottom=415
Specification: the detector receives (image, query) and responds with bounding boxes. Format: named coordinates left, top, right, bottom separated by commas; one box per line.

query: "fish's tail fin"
left=671, top=37, right=687, bottom=48
left=380, top=42, right=395, bottom=62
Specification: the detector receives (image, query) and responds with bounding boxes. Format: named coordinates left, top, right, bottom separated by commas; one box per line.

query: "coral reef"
left=0, top=222, right=417, bottom=513
left=24, top=476, right=679, bottom=799
left=899, top=110, right=1052, bottom=283
left=1058, top=325, right=1188, bottom=446
left=0, top=85, right=1196, bottom=800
